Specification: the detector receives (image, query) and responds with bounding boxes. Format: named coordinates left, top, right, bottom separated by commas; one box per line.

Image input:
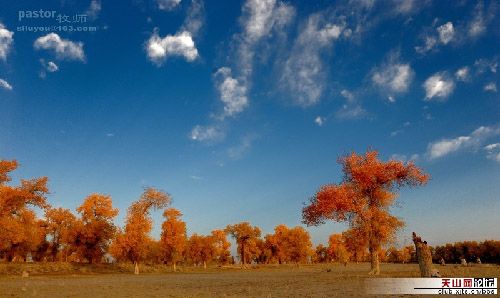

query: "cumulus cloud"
left=484, top=82, right=497, bottom=92
left=181, top=0, right=204, bottom=37
left=314, top=116, right=325, bottom=126
left=455, top=66, right=470, bottom=81
left=0, top=78, right=12, bottom=91
left=467, top=1, right=493, bottom=38
left=282, top=13, right=344, bottom=106
left=415, top=21, right=455, bottom=54
left=146, top=30, right=198, bottom=64
left=423, top=72, right=455, bottom=101
left=475, top=58, right=497, bottom=74
left=427, top=125, right=500, bottom=159
left=34, top=33, right=85, bottom=61
left=371, top=53, right=414, bottom=100
left=190, top=125, right=225, bottom=142
left=484, top=143, right=500, bottom=163
left=157, top=0, right=182, bottom=11
left=39, top=59, right=59, bottom=78
left=214, top=67, right=248, bottom=118
left=437, top=22, right=454, bottom=44
left=146, top=1, right=203, bottom=66
left=335, top=89, right=367, bottom=120
left=86, top=0, right=101, bottom=20
left=0, top=23, right=14, bottom=61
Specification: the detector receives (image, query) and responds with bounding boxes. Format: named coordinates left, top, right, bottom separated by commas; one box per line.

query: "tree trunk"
left=241, top=241, right=246, bottom=267
left=173, top=262, right=176, bottom=272
left=203, top=261, right=207, bottom=269
left=368, top=240, right=380, bottom=275
left=368, top=247, right=380, bottom=275
left=412, top=232, right=432, bottom=277
left=134, top=261, right=139, bottom=275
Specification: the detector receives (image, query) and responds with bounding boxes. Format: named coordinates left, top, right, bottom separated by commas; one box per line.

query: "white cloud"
left=423, top=72, right=455, bottom=101
left=181, top=0, right=204, bottom=37
left=214, top=67, right=248, bottom=118
left=227, top=134, right=258, bottom=160
left=437, top=22, right=454, bottom=44
left=314, top=116, right=325, bottom=126
left=86, top=0, right=101, bottom=20
left=468, top=2, right=486, bottom=38
left=484, top=143, right=500, bottom=163
left=455, top=67, right=470, bottom=81
left=0, top=78, right=12, bottom=91
left=371, top=53, right=414, bottom=100
left=190, top=125, right=225, bottom=142
left=146, top=30, right=198, bottom=65
left=46, top=61, right=59, bottom=72
left=39, top=59, right=59, bottom=78
left=427, top=125, right=500, bottom=159
left=34, top=33, right=85, bottom=61
left=335, top=89, right=367, bottom=120
left=484, top=82, right=497, bottom=92
left=475, top=58, right=497, bottom=74
left=238, top=0, right=295, bottom=78
left=0, top=23, right=14, bottom=61
left=157, top=0, right=182, bottom=11
left=282, top=13, right=344, bottom=106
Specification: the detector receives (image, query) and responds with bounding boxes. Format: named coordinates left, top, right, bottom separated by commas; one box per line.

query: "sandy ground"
left=0, top=263, right=498, bottom=297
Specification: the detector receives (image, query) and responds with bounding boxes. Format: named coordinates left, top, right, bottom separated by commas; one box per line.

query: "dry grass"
left=0, top=263, right=498, bottom=297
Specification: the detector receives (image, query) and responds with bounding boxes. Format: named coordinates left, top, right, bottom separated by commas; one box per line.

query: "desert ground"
left=0, top=263, right=498, bottom=297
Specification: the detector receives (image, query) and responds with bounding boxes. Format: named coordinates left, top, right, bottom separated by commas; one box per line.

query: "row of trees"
left=2, top=152, right=498, bottom=275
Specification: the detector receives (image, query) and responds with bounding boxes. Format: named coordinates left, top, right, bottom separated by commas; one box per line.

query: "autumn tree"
left=342, top=228, right=367, bottom=263
left=211, top=229, right=231, bottom=265
left=314, top=244, right=329, bottom=263
left=186, top=233, right=215, bottom=269
left=44, top=207, right=78, bottom=261
left=74, top=193, right=118, bottom=264
left=160, top=208, right=186, bottom=271
left=0, top=160, right=50, bottom=261
left=226, top=222, right=261, bottom=266
left=328, top=234, right=350, bottom=265
left=111, top=187, right=170, bottom=274
left=303, top=150, right=429, bottom=275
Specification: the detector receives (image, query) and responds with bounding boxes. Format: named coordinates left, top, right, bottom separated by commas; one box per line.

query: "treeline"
left=1, top=159, right=499, bottom=268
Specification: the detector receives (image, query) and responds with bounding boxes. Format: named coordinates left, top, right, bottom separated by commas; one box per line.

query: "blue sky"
left=0, top=0, right=499, bottom=247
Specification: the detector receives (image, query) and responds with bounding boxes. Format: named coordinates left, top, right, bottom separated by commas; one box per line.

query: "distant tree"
left=225, top=222, right=261, bottom=266
left=160, top=208, right=187, bottom=271
left=110, top=187, right=170, bottom=273
left=342, top=228, right=367, bottom=263
left=328, top=234, right=350, bottom=265
left=44, top=207, right=78, bottom=261
left=314, top=244, right=329, bottom=263
left=186, top=233, right=215, bottom=269
left=74, top=193, right=118, bottom=264
left=0, top=160, right=50, bottom=261
left=303, top=150, right=429, bottom=274
left=211, top=229, right=231, bottom=265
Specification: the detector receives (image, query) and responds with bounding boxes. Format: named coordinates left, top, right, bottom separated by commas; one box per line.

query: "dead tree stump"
left=412, top=232, right=433, bottom=277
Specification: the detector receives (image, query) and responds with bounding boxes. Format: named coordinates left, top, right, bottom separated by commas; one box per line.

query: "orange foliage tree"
left=0, top=160, right=50, bottom=261
left=74, top=193, right=118, bottom=264
left=186, top=233, right=215, bottom=269
left=110, top=187, right=170, bottom=273
left=211, top=229, right=231, bottom=265
left=160, top=208, right=187, bottom=271
left=303, top=150, right=429, bottom=274
left=264, top=225, right=312, bottom=264
left=328, top=233, right=350, bottom=265
left=45, top=207, right=78, bottom=261
left=226, top=222, right=261, bottom=266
